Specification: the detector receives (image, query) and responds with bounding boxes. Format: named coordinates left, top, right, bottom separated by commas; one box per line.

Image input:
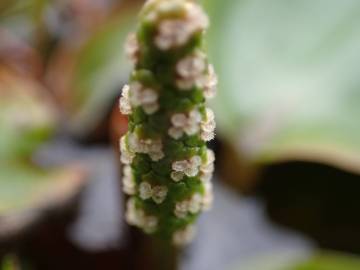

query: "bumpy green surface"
left=120, top=0, right=216, bottom=244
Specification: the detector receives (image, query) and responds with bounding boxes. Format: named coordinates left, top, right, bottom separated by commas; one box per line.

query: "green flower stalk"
left=119, top=0, right=217, bottom=246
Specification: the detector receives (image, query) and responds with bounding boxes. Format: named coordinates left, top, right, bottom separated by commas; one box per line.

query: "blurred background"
left=1, top=0, right=360, bottom=269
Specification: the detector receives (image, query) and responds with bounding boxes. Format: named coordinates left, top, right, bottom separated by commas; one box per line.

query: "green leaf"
left=232, top=251, right=360, bottom=270
left=67, top=6, right=140, bottom=136
left=0, top=69, right=56, bottom=160
left=294, top=253, right=360, bottom=270
left=1, top=255, right=18, bottom=270
left=205, top=0, right=360, bottom=172
left=0, top=161, right=86, bottom=215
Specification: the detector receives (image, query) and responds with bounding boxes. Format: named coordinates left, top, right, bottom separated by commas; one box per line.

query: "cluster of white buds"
left=171, top=155, right=202, bottom=181
left=123, top=165, right=136, bottom=195
left=168, top=109, right=202, bottom=139
left=119, top=84, right=132, bottom=115
left=202, top=181, right=214, bottom=211
left=127, top=132, right=164, bottom=161
left=168, top=107, right=216, bottom=142
left=139, top=182, right=168, bottom=204
left=120, top=135, right=135, bottom=165
left=203, top=65, right=218, bottom=99
left=120, top=82, right=159, bottom=115
left=176, top=51, right=218, bottom=99
left=199, top=149, right=215, bottom=183
left=126, top=198, right=159, bottom=233
left=200, top=108, right=216, bottom=141
left=174, top=193, right=205, bottom=218
left=144, top=0, right=209, bottom=50
left=125, top=33, right=140, bottom=66
left=176, top=51, right=206, bottom=90
left=172, top=224, right=196, bottom=246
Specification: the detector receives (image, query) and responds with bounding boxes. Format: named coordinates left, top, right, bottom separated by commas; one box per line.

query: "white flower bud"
left=125, top=198, right=144, bottom=226
left=143, top=215, right=158, bottom=233
left=123, top=165, right=136, bottom=195
left=119, top=84, right=132, bottom=115
left=168, top=127, right=184, bottom=139
left=202, top=182, right=214, bottom=211
left=174, top=200, right=189, bottom=218
left=173, top=225, right=196, bottom=246
left=125, top=33, right=140, bottom=65
left=152, top=185, right=168, bottom=204
left=171, top=113, right=187, bottom=127
left=171, top=171, right=184, bottom=182
left=172, top=160, right=189, bottom=172
left=120, top=135, right=135, bottom=165
left=184, top=166, right=199, bottom=177
left=188, top=193, right=202, bottom=214
left=139, top=182, right=153, bottom=200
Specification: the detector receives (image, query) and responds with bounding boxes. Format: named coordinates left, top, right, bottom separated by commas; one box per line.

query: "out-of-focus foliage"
left=204, top=0, right=360, bottom=173
left=0, top=0, right=48, bottom=44
left=234, top=252, right=360, bottom=270
left=1, top=255, right=19, bottom=270
left=50, top=7, right=139, bottom=136
left=293, top=253, right=360, bottom=270
left=0, top=67, right=56, bottom=160
left=1, top=0, right=140, bottom=137
left=43, top=1, right=142, bottom=137
left=0, top=161, right=86, bottom=214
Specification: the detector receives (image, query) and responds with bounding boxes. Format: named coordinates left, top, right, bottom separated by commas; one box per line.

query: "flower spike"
left=119, top=0, right=217, bottom=246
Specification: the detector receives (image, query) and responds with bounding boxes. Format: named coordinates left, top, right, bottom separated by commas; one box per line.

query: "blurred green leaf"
left=1, top=255, right=18, bottom=270
left=233, top=251, right=360, bottom=270
left=0, top=161, right=85, bottom=215
left=0, top=68, right=56, bottom=160
left=205, top=0, right=360, bottom=172
left=0, top=0, right=49, bottom=43
left=294, top=253, right=360, bottom=270
left=67, top=5, right=140, bottom=136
